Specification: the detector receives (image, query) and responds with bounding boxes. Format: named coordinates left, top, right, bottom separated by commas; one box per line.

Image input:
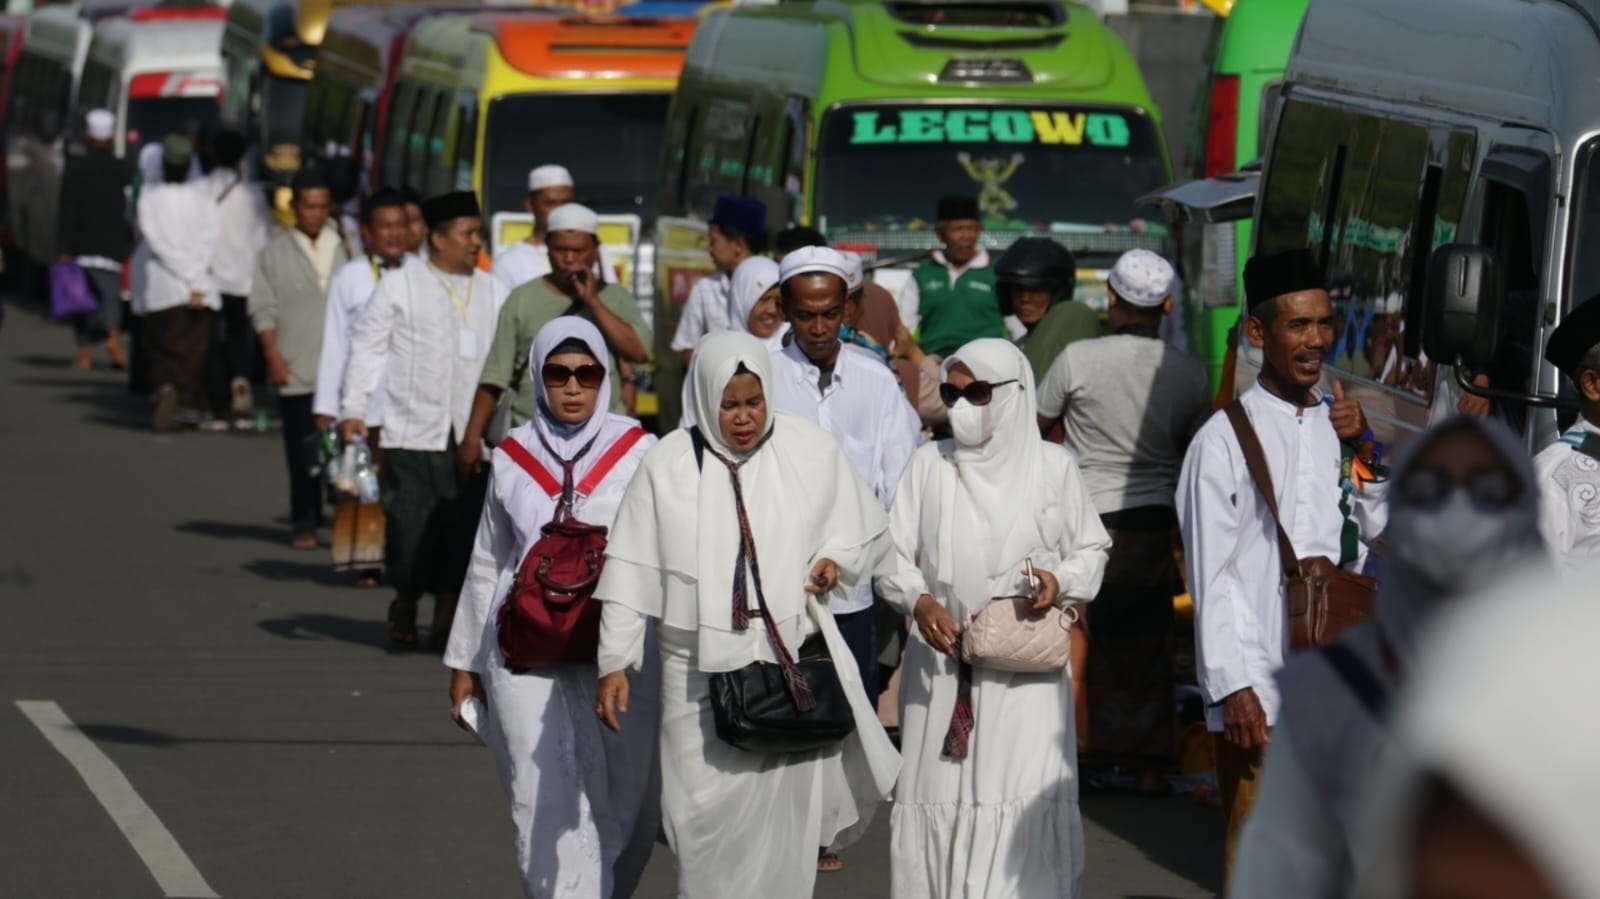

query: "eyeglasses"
left=540, top=362, right=605, bottom=390
left=1398, top=466, right=1522, bottom=511
left=938, top=379, right=1018, bottom=408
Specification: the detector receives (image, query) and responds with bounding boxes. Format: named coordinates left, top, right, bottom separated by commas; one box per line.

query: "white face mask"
left=1385, top=492, right=1518, bottom=593
left=949, top=398, right=994, bottom=447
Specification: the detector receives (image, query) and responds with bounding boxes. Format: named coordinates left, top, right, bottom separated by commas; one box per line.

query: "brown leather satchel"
left=1223, top=400, right=1376, bottom=651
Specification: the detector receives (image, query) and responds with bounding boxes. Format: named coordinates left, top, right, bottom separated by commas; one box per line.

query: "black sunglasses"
left=1398, top=466, right=1522, bottom=511
left=938, top=379, right=1018, bottom=408
left=541, top=362, right=605, bottom=390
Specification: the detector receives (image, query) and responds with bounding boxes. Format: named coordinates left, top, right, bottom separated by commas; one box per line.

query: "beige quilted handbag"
left=960, top=561, right=1077, bottom=674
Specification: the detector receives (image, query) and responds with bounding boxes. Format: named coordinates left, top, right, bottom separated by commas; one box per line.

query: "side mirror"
left=1423, top=244, right=1503, bottom=369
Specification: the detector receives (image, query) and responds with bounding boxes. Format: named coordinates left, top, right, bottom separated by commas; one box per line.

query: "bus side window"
left=739, top=115, right=760, bottom=195
left=1568, top=142, right=1600, bottom=307
left=780, top=96, right=809, bottom=223
left=453, top=92, right=477, bottom=193
left=382, top=82, right=415, bottom=190
left=1478, top=176, right=1542, bottom=433
left=673, top=104, right=697, bottom=212
left=424, top=91, right=455, bottom=197
left=403, top=90, right=438, bottom=193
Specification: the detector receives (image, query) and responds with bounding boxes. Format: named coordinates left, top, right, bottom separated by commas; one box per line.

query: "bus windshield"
left=815, top=103, right=1167, bottom=238
left=125, top=97, right=220, bottom=150
left=483, top=92, right=669, bottom=225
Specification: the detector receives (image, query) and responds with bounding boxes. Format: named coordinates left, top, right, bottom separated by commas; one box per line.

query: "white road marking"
left=15, top=700, right=219, bottom=898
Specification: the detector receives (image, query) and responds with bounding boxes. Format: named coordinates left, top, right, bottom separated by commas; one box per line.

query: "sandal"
left=817, top=850, right=844, bottom=873
left=386, top=596, right=418, bottom=647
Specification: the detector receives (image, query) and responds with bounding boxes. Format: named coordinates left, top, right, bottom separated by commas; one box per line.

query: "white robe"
left=880, top=440, right=1111, bottom=899
left=444, top=385, right=661, bottom=895
left=1534, top=417, right=1600, bottom=569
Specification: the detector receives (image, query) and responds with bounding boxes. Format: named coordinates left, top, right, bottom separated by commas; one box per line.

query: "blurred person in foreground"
left=1353, top=559, right=1593, bottom=899
left=1534, top=295, right=1600, bottom=567
left=1231, top=415, right=1543, bottom=898
left=57, top=108, right=133, bottom=371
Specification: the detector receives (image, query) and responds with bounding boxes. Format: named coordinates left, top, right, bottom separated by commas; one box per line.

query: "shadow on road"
left=10, top=373, right=148, bottom=432
left=76, top=722, right=474, bottom=749
left=257, top=611, right=403, bottom=654
left=178, top=520, right=290, bottom=544
left=1081, top=793, right=1225, bottom=894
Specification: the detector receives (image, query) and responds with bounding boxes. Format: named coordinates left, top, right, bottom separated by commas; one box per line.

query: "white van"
left=77, top=6, right=226, bottom=162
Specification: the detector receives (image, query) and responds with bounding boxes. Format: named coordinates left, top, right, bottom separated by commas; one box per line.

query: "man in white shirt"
left=771, top=246, right=922, bottom=706
left=1534, top=296, right=1600, bottom=567
left=339, top=191, right=510, bottom=651
left=1176, top=248, right=1387, bottom=880
left=669, top=195, right=768, bottom=362
left=490, top=163, right=621, bottom=291
left=138, top=135, right=221, bottom=433
left=202, top=128, right=273, bottom=419
left=250, top=169, right=349, bottom=549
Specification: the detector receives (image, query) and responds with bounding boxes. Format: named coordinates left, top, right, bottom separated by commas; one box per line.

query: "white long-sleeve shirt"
left=1176, top=383, right=1387, bottom=731
left=669, top=270, right=732, bottom=352
left=490, top=239, right=623, bottom=293
left=201, top=167, right=273, bottom=297
left=339, top=256, right=509, bottom=451
left=1534, top=416, right=1600, bottom=569
left=313, top=256, right=399, bottom=423
left=136, top=181, right=221, bottom=313
left=768, top=342, right=923, bottom=614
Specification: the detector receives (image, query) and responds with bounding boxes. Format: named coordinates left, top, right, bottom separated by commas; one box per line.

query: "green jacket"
left=911, top=255, right=1005, bottom=358
left=1020, top=301, right=1104, bottom=384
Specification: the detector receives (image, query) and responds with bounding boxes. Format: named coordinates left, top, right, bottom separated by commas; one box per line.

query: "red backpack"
left=495, top=427, right=647, bottom=669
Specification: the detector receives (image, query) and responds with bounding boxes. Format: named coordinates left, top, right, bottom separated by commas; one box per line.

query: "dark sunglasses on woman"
left=939, top=379, right=1018, bottom=408
left=541, top=362, right=606, bottom=390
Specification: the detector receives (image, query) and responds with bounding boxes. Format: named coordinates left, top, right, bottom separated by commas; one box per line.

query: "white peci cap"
left=85, top=108, right=114, bottom=141
left=779, top=246, right=851, bottom=285
left=840, top=251, right=865, bottom=292
left=527, top=164, right=574, bottom=193
left=1107, top=248, right=1175, bottom=308
left=546, top=202, right=599, bottom=236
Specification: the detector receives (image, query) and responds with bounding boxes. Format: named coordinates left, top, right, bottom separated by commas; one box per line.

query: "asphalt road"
left=0, top=300, right=1222, bottom=898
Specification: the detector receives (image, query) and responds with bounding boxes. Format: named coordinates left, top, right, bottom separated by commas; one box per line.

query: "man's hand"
left=1028, top=568, right=1059, bottom=613
left=1222, top=688, right=1270, bottom=750
left=1328, top=379, right=1367, bottom=442
left=448, top=668, right=484, bottom=731
left=338, top=418, right=367, bottom=444
left=1457, top=372, right=1493, bottom=417
left=188, top=291, right=207, bottom=309
left=804, top=558, right=838, bottom=595
left=913, top=594, right=959, bottom=657
left=455, top=437, right=484, bottom=483
left=314, top=414, right=335, bottom=430
left=597, top=670, right=630, bottom=733
left=265, top=352, right=291, bottom=387
left=571, top=269, right=601, bottom=307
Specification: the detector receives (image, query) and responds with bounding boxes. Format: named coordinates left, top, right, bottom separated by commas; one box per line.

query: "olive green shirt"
left=478, top=277, right=652, bottom=424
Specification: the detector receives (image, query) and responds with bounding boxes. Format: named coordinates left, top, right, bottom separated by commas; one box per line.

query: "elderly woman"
left=881, top=338, right=1111, bottom=898
left=1231, top=416, right=1544, bottom=899
left=444, top=317, right=660, bottom=898
left=595, top=331, right=899, bottom=898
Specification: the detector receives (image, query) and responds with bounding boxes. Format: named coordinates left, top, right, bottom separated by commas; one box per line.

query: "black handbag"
left=690, top=426, right=857, bottom=755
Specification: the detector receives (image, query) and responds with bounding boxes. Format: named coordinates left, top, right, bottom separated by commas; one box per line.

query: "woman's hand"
left=449, top=668, right=484, bottom=731
left=1029, top=568, right=1060, bottom=613
left=597, top=670, right=630, bottom=733
left=805, top=558, right=838, bottom=595
left=913, top=594, right=959, bottom=657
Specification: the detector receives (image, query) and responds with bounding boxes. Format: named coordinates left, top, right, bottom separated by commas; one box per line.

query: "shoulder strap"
left=575, top=427, right=648, bottom=496
left=1320, top=641, right=1389, bottom=721
left=1222, top=399, right=1300, bottom=578
left=688, top=425, right=707, bottom=471
left=215, top=173, right=240, bottom=204
left=497, top=435, right=561, bottom=498
left=1578, top=433, right=1600, bottom=464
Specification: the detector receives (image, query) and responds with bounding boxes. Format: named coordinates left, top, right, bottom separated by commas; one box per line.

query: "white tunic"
left=339, top=257, right=509, bottom=451
left=136, top=182, right=221, bottom=313
left=492, top=240, right=623, bottom=293
left=668, top=271, right=733, bottom=352
left=1176, top=383, right=1387, bottom=730
left=445, top=415, right=660, bottom=899
left=880, top=440, right=1111, bottom=899
left=312, top=256, right=402, bottom=424
left=1534, top=417, right=1600, bottom=569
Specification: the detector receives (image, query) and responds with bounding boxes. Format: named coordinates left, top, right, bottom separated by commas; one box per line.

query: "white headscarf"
left=729, top=255, right=786, bottom=349
left=599, top=331, right=888, bottom=670
left=1356, top=561, right=1600, bottom=898
left=939, top=338, right=1047, bottom=609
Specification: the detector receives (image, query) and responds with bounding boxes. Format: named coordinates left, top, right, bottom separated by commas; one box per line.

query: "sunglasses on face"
left=939, top=379, right=1018, bottom=408
left=541, top=362, right=605, bottom=390
left=1398, top=466, right=1522, bottom=511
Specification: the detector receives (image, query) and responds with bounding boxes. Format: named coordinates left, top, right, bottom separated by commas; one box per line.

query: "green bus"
left=652, top=0, right=1173, bottom=427
left=1182, top=0, right=1308, bottom=389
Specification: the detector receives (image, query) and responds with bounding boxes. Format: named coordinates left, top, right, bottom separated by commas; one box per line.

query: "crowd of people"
left=46, top=108, right=1600, bottom=899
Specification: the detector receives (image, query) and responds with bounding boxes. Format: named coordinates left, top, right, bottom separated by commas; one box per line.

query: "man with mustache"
left=1175, top=247, right=1388, bottom=882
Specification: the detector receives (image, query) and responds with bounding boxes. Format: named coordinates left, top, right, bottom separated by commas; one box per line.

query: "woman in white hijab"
left=594, top=330, right=900, bottom=898
left=444, top=316, right=661, bottom=899
left=1232, top=415, right=1544, bottom=899
left=880, top=337, right=1111, bottom=899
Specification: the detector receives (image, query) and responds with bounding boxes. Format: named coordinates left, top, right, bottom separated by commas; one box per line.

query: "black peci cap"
left=1545, top=294, right=1600, bottom=376
left=937, top=195, right=981, bottom=222
left=420, top=191, right=481, bottom=229
left=1244, top=248, right=1323, bottom=310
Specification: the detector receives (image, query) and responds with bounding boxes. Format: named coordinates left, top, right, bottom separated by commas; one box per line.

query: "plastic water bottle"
left=352, top=438, right=380, bottom=504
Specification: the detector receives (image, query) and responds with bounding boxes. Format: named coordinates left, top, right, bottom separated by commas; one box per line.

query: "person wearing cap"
left=669, top=195, right=768, bottom=362
left=894, top=196, right=1006, bottom=360
left=1175, top=247, right=1388, bottom=879
left=461, top=203, right=650, bottom=473
left=137, top=134, right=222, bottom=433
left=249, top=168, right=351, bottom=550
left=57, top=108, right=134, bottom=372
left=201, top=127, right=274, bottom=421
left=490, top=164, right=622, bottom=292
left=995, top=237, right=1102, bottom=384
left=1534, top=295, right=1600, bottom=567
left=339, top=191, right=510, bottom=650
left=1036, top=248, right=1209, bottom=795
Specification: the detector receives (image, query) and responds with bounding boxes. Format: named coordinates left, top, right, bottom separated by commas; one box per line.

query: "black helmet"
left=994, top=237, right=1077, bottom=316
